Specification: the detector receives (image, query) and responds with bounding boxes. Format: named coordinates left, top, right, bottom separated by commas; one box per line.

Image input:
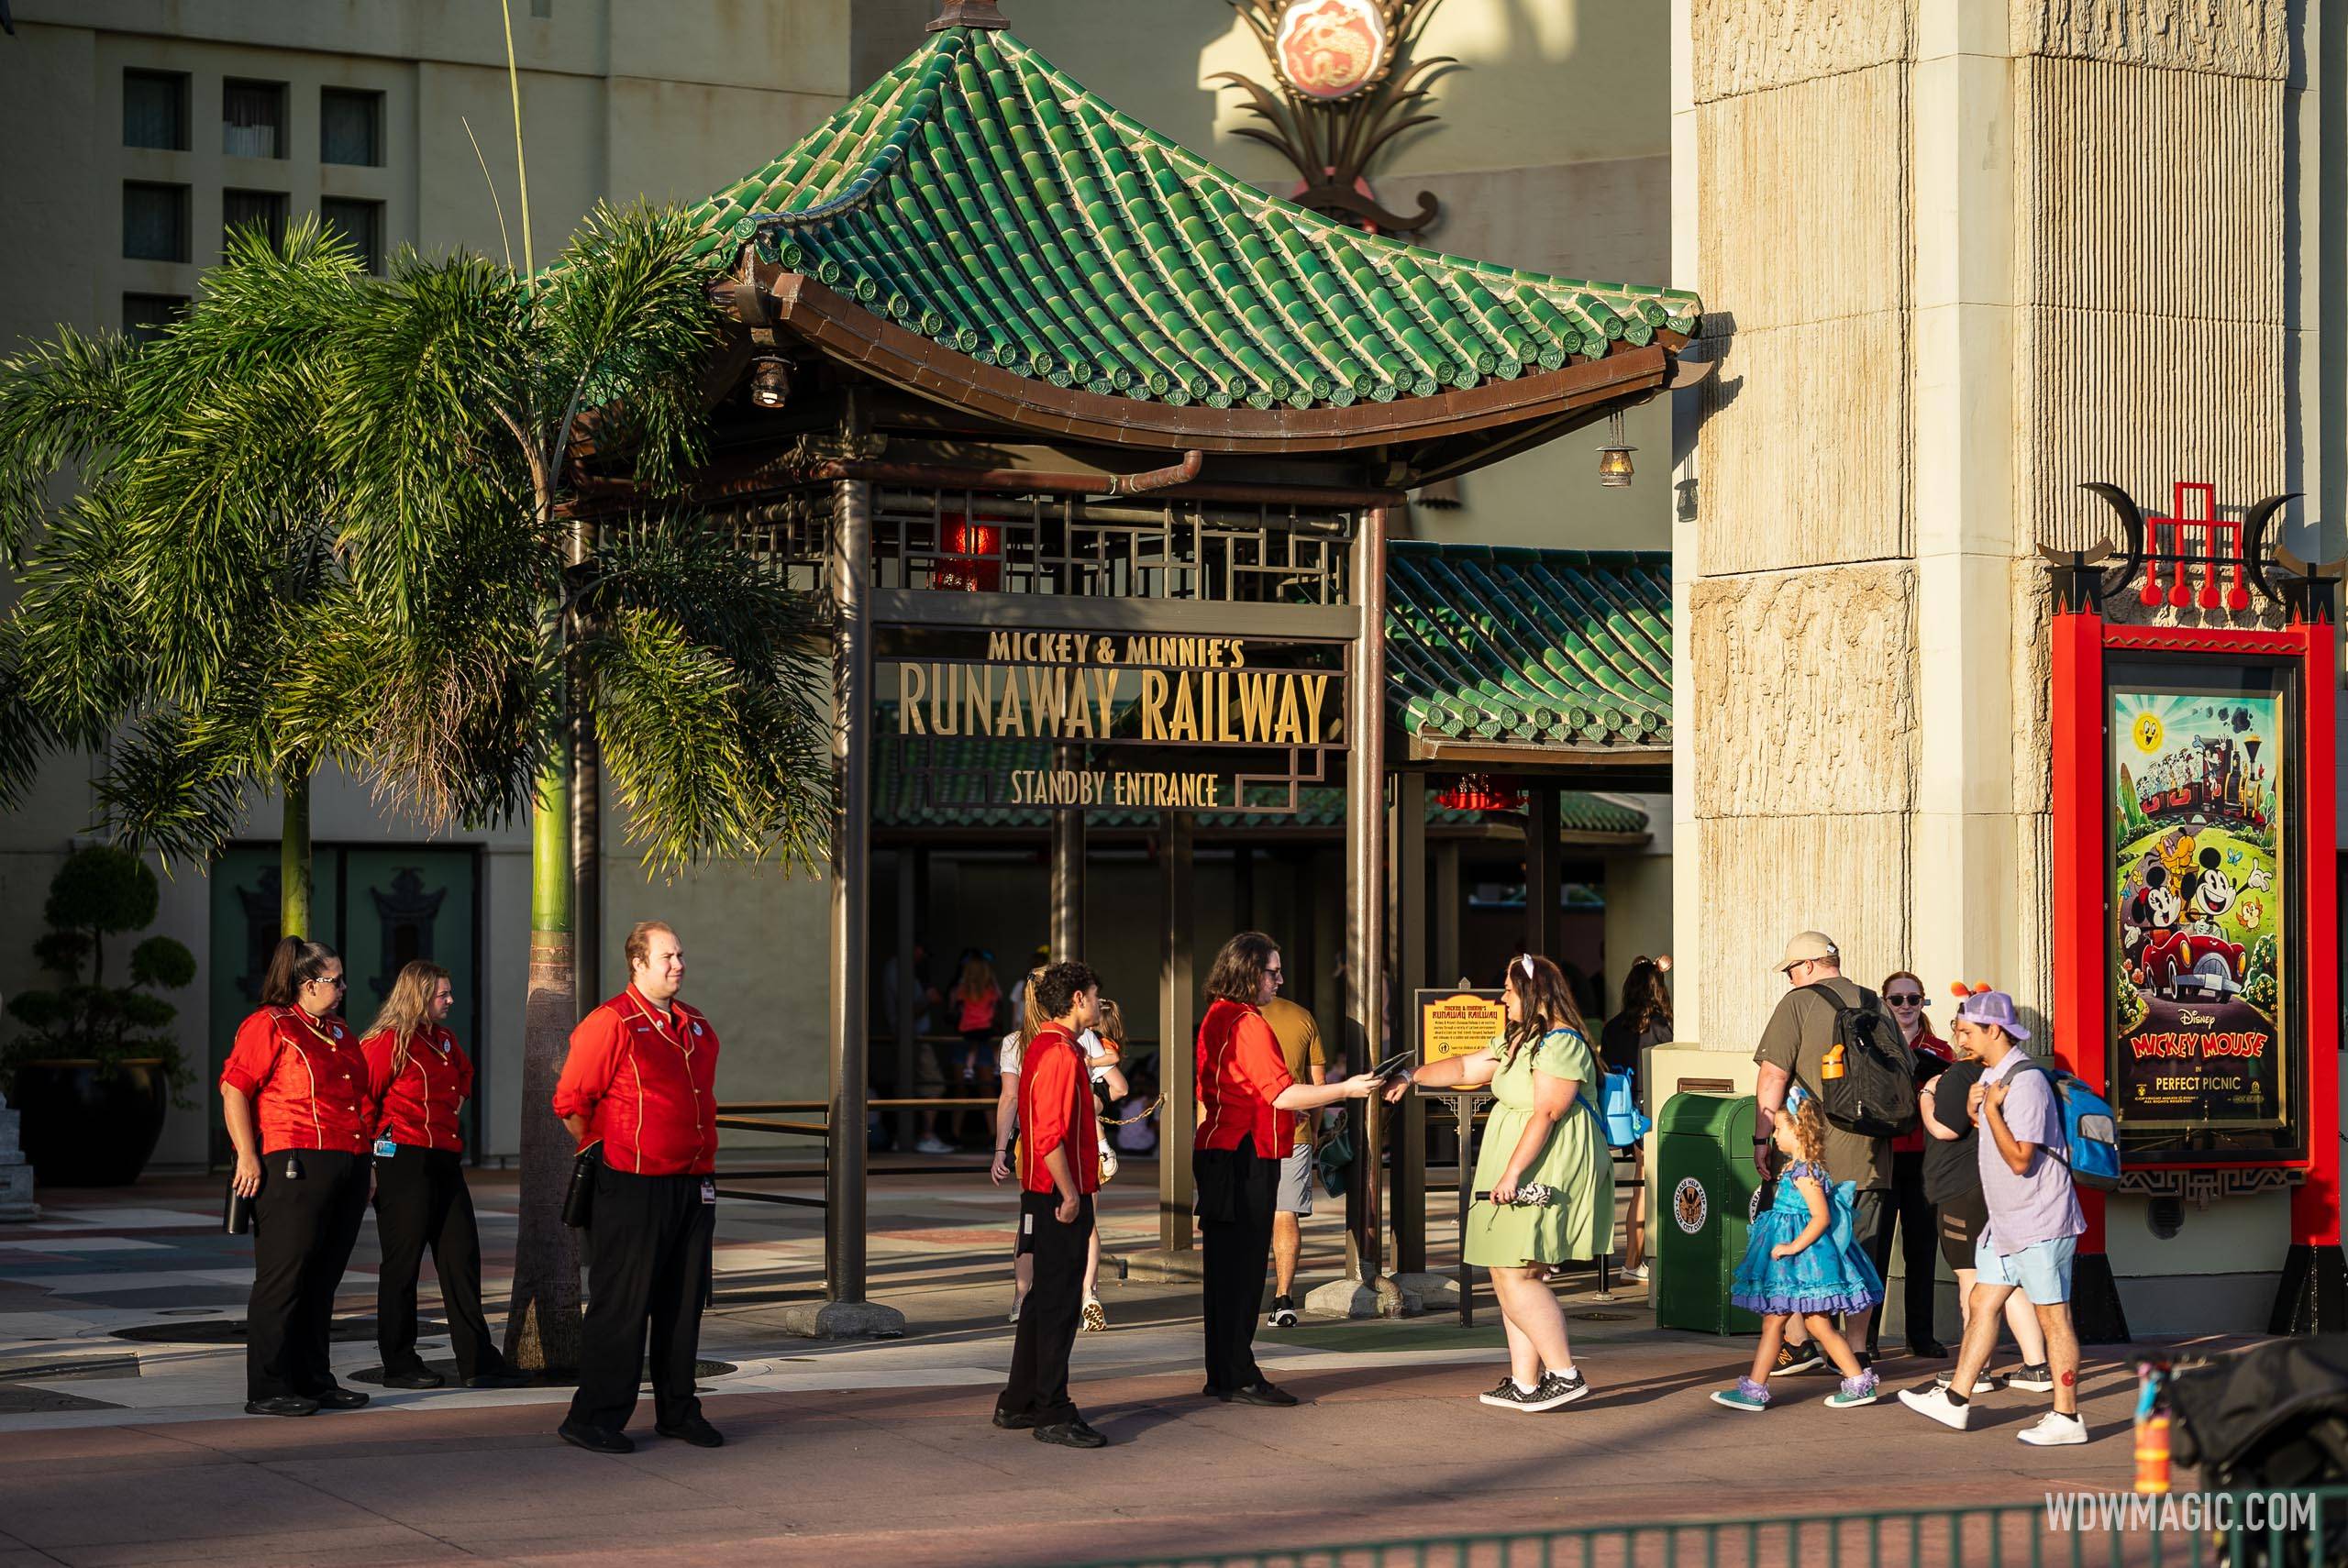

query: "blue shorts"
left=1974, top=1232, right=2077, bottom=1306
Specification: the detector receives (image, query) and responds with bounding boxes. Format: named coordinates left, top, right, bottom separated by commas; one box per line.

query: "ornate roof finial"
left=928, top=0, right=1008, bottom=30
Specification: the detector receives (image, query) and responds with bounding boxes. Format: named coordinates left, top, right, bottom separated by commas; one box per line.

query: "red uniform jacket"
left=361, top=1024, right=474, bottom=1153
left=551, top=985, right=719, bottom=1176
left=1015, top=1023, right=1101, bottom=1197
left=1194, top=997, right=1294, bottom=1157
left=219, top=1006, right=373, bottom=1155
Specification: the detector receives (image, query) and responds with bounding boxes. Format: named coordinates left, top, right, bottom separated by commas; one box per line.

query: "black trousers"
left=246, top=1148, right=369, bottom=1401
left=373, top=1145, right=504, bottom=1380
left=1195, top=1135, right=1279, bottom=1393
left=569, top=1167, right=714, bottom=1432
left=996, top=1190, right=1092, bottom=1426
left=1870, top=1149, right=1941, bottom=1352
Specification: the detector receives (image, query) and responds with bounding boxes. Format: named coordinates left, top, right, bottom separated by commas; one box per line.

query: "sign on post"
left=1414, top=988, right=1505, bottom=1068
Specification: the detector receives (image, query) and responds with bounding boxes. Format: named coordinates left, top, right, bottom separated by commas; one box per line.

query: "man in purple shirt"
left=1899, top=991, right=2087, bottom=1445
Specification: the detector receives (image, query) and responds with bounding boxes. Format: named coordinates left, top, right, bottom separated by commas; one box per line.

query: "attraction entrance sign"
left=883, top=630, right=1346, bottom=813
left=2044, top=480, right=2342, bottom=1336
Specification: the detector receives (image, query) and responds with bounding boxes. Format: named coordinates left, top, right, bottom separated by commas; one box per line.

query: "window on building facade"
left=224, top=189, right=290, bottom=249
left=223, top=79, right=287, bottom=159
left=321, top=197, right=384, bottom=274
left=122, top=293, right=188, bottom=345
left=123, top=70, right=189, bottom=150
left=320, top=88, right=382, bottom=166
left=122, top=182, right=190, bottom=262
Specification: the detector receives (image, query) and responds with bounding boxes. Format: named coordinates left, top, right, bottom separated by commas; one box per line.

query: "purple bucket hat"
left=1955, top=989, right=2032, bottom=1041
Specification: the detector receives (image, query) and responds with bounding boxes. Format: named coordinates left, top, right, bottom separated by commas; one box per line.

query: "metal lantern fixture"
left=750, top=356, right=792, bottom=409
left=1435, top=774, right=1524, bottom=813
left=1597, top=409, right=1634, bottom=487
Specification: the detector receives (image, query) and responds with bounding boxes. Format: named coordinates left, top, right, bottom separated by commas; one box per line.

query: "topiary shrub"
left=1, top=845, right=195, bottom=1105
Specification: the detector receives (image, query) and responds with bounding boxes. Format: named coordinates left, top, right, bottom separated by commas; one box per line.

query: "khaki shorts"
left=1276, top=1144, right=1314, bottom=1216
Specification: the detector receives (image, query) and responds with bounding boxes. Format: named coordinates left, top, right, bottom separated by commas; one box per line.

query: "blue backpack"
left=2024, top=1061, right=2121, bottom=1191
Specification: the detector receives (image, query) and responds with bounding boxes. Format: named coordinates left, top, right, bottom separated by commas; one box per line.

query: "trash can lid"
left=1657, top=1090, right=1754, bottom=1138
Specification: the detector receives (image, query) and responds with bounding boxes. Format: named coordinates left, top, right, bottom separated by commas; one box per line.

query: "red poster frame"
left=2051, top=599, right=2340, bottom=1334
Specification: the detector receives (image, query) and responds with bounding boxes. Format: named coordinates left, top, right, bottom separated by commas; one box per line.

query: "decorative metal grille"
left=712, top=488, right=1356, bottom=606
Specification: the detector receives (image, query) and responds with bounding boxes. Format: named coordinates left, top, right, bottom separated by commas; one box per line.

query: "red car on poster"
left=2136, top=928, right=2246, bottom=1000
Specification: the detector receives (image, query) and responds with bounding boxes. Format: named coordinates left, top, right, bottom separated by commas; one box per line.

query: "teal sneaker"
left=1825, top=1369, right=1881, bottom=1408
left=1710, top=1377, right=1771, bottom=1411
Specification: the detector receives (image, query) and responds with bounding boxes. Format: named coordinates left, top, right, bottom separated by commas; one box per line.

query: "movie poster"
left=2109, top=680, right=2287, bottom=1132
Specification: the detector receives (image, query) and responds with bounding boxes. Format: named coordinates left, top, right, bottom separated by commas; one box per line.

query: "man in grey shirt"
left=1752, top=931, right=1892, bottom=1373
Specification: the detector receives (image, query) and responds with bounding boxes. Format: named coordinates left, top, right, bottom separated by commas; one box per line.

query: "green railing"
left=1071, top=1489, right=2348, bottom=1568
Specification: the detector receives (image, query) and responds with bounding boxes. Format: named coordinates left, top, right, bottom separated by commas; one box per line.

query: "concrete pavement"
left=0, top=1166, right=2221, bottom=1566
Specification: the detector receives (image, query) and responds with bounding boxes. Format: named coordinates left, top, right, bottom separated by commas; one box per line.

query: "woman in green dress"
left=1390, top=953, right=1613, bottom=1411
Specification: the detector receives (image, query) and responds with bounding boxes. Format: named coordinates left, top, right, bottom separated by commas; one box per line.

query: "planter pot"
left=10, top=1059, right=170, bottom=1187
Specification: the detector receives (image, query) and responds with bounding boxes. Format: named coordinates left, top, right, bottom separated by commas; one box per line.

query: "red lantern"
left=1434, top=774, right=1524, bottom=813
left=934, top=513, right=1002, bottom=591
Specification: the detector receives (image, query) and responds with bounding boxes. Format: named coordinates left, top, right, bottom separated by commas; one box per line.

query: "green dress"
left=1463, top=1027, right=1615, bottom=1267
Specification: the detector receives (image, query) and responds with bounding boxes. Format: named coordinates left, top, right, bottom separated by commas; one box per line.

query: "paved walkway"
left=0, top=1169, right=2230, bottom=1566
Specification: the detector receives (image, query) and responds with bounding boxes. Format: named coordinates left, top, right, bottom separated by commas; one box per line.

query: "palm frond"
left=583, top=510, right=830, bottom=669
left=536, top=204, right=723, bottom=494
left=95, top=713, right=249, bottom=867
left=0, top=326, right=139, bottom=562
left=0, top=619, right=57, bottom=811
left=8, top=488, right=152, bottom=746
left=582, top=606, right=832, bottom=875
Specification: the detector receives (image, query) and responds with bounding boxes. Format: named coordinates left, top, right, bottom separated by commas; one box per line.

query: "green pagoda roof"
left=690, top=20, right=1700, bottom=425
left=1385, top=542, right=1669, bottom=755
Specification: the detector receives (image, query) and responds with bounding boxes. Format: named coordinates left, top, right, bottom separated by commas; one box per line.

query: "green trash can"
left=1654, top=1092, right=1763, bottom=1334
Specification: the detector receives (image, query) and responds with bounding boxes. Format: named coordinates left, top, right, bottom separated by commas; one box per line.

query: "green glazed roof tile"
left=684, top=23, right=1700, bottom=412
left=1384, top=541, right=1670, bottom=749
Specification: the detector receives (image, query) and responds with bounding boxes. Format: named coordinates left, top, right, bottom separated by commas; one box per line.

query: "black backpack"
left=1797, top=984, right=1918, bottom=1138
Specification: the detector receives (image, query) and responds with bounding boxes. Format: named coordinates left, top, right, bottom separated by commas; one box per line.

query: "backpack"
left=1797, top=984, right=1918, bottom=1138
left=2020, top=1059, right=2122, bottom=1190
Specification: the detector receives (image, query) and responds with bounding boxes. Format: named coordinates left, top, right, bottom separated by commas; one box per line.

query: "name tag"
left=373, top=1139, right=397, bottom=1159
left=700, top=1179, right=717, bottom=1205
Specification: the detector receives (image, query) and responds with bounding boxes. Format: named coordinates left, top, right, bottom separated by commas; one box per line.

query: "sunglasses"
left=1885, top=992, right=1924, bottom=1006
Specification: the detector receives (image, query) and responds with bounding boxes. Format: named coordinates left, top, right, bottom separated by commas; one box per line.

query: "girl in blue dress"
left=1711, top=1092, right=1883, bottom=1411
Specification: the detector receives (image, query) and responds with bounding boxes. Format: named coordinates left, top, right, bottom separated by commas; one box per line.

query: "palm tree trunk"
left=280, top=766, right=312, bottom=938
left=504, top=734, right=582, bottom=1374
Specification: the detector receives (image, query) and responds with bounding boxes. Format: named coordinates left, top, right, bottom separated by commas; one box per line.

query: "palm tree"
left=326, top=203, right=831, bottom=1372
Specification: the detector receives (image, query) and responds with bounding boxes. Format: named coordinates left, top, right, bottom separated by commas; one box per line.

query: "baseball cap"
left=1776, top=932, right=1839, bottom=974
left=1955, top=989, right=2032, bottom=1041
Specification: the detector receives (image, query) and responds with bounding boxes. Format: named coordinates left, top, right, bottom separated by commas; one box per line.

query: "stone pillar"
left=0, top=1090, right=36, bottom=1221
left=1676, top=0, right=2308, bottom=1333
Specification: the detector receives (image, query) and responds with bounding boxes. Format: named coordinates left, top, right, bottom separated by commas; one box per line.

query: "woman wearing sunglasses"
left=1877, top=971, right=1954, bottom=1358
left=220, top=936, right=374, bottom=1418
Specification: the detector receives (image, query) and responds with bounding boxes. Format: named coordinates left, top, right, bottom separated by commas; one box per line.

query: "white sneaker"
left=915, top=1135, right=953, bottom=1154
left=1898, top=1384, right=1973, bottom=1430
left=1620, top=1263, right=1650, bottom=1282
left=2019, top=1411, right=2088, bottom=1446
left=1933, top=1372, right=2000, bottom=1397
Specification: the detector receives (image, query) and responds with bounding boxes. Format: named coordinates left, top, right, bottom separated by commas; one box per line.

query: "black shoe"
left=1033, top=1419, right=1107, bottom=1449
left=1771, top=1342, right=1826, bottom=1377
left=244, top=1396, right=318, bottom=1418
left=309, top=1385, right=370, bottom=1409
left=654, top=1415, right=725, bottom=1448
left=1909, top=1339, right=1948, bottom=1360
left=2008, top=1362, right=2057, bottom=1393
left=992, top=1407, right=1041, bottom=1430
left=558, top=1419, right=635, bottom=1454
left=1201, top=1383, right=1233, bottom=1401
left=1268, top=1295, right=1300, bottom=1329
left=1229, top=1380, right=1299, bottom=1408
left=378, top=1366, right=445, bottom=1390
left=463, top=1371, right=531, bottom=1389
left=1529, top=1368, right=1591, bottom=1409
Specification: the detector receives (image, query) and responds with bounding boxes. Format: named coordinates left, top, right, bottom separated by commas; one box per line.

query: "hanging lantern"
left=749, top=356, right=792, bottom=409
left=1435, top=774, right=1524, bottom=813
left=1597, top=408, right=1635, bottom=488
left=933, top=513, right=1002, bottom=591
